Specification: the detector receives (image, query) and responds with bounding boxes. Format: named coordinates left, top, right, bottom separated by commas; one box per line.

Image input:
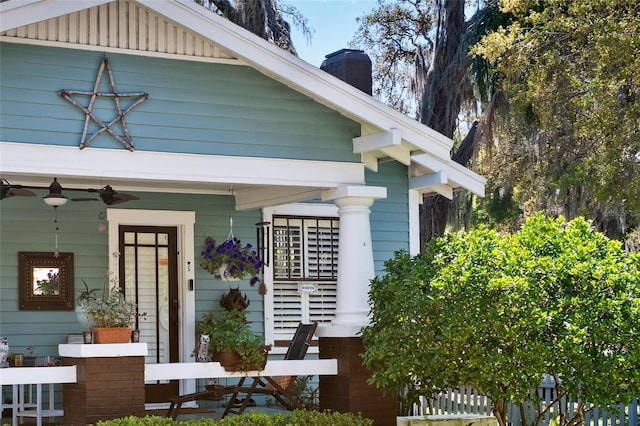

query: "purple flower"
left=200, top=236, right=264, bottom=284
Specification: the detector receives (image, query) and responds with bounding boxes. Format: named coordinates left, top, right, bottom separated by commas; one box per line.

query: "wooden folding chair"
left=221, top=321, right=318, bottom=417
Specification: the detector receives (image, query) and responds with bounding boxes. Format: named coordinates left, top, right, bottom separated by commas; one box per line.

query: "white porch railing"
left=144, top=359, right=338, bottom=381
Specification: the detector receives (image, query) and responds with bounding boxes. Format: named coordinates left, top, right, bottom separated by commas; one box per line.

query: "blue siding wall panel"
left=367, top=161, right=410, bottom=274
left=0, top=43, right=361, bottom=161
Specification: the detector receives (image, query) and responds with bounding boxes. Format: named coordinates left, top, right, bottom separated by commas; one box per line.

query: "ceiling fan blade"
left=108, top=198, right=129, bottom=205
left=71, top=197, right=99, bottom=202
left=105, top=193, right=139, bottom=205
left=9, top=188, right=37, bottom=197
left=113, top=193, right=139, bottom=202
left=98, top=185, right=139, bottom=205
left=1, top=179, right=36, bottom=199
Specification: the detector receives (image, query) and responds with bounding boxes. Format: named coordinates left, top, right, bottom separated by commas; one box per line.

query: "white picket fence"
left=414, top=380, right=639, bottom=426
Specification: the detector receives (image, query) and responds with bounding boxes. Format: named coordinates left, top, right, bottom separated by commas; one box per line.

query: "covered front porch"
left=0, top=141, right=400, bottom=424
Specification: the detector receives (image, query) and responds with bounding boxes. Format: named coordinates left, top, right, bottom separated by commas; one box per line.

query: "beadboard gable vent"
left=0, top=0, right=238, bottom=62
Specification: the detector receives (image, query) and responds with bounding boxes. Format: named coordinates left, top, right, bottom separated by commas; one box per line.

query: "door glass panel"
left=137, top=232, right=156, bottom=245
left=157, top=245, right=169, bottom=365
left=121, top=226, right=178, bottom=399
left=123, top=240, right=170, bottom=366
left=124, top=232, right=135, bottom=244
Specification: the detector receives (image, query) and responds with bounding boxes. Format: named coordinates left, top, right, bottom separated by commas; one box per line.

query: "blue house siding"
left=0, top=42, right=361, bottom=162
left=367, top=161, right=411, bottom=274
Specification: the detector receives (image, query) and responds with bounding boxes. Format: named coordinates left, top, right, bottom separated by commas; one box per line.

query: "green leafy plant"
left=78, top=273, right=146, bottom=328
left=96, top=416, right=177, bottom=425
left=95, top=410, right=373, bottom=425
left=79, top=284, right=139, bottom=328
left=77, top=279, right=101, bottom=306
left=266, top=375, right=319, bottom=410
left=198, top=308, right=269, bottom=371
left=362, top=214, right=640, bottom=426
left=200, top=236, right=263, bottom=284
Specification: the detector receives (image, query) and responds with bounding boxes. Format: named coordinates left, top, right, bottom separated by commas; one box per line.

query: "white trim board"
left=0, top=142, right=366, bottom=209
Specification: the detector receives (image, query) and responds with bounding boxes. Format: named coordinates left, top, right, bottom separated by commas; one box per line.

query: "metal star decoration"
left=59, top=58, right=148, bottom=151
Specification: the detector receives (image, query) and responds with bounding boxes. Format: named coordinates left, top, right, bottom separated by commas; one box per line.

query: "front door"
left=119, top=225, right=179, bottom=403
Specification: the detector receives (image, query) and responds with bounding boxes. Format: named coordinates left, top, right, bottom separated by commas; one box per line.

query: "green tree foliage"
left=472, top=0, right=640, bottom=236
left=352, top=0, right=435, bottom=117
left=361, top=214, right=640, bottom=425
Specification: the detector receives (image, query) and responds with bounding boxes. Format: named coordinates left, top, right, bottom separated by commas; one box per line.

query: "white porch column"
left=317, top=185, right=387, bottom=337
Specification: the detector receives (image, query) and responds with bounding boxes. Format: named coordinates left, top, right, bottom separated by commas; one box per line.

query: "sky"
left=286, top=0, right=378, bottom=67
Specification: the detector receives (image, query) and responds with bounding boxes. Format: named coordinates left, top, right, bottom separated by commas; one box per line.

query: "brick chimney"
left=320, top=49, right=372, bottom=95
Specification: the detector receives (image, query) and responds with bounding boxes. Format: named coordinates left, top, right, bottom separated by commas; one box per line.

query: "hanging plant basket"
left=217, top=263, right=241, bottom=281
left=200, top=236, right=263, bottom=284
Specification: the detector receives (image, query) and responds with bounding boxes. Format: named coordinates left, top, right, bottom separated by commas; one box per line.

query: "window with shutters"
left=271, top=215, right=339, bottom=346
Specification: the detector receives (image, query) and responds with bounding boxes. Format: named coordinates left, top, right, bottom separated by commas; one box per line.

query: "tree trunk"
left=418, top=0, right=471, bottom=248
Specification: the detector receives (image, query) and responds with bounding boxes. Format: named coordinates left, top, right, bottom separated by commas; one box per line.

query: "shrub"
left=94, top=410, right=372, bottom=425
left=96, top=416, right=178, bottom=425
left=362, top=214, right=640, bottom=426
left=286, top=410, right=373, bottom=426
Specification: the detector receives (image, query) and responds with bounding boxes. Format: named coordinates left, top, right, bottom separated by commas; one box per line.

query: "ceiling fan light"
left=43, top=194, right=68, bottom=207
left=43, top=178, right=68, bottom=207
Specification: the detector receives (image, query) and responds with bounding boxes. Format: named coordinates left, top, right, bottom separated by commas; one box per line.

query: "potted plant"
left=23, top=346, right=36, bottom=367
left=198, top=308, right=270, bottom=371
left=200, top=236, right=264, bottom=284
left=76, top=279, right=101, bottom=331
left=78, top=285, right=139, bottom=343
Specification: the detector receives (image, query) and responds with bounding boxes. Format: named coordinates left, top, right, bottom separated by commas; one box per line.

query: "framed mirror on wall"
left=18, top=252, right=74, bottom=310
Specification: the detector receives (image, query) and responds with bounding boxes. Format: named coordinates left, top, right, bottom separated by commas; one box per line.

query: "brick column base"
left=319, top=336, right=396, bottom=426
left=62, top=356, right=146, bottom=425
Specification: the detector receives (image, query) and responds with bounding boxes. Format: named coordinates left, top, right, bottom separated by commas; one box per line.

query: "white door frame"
left=107, top=208, right=196, bottom=398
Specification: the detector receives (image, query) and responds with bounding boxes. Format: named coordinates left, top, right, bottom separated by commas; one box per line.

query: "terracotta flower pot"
left=93, top=327, right=132, bottom=344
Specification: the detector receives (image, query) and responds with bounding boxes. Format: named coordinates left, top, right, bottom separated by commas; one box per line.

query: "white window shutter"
left=272, top=217, right=338, bottom=343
